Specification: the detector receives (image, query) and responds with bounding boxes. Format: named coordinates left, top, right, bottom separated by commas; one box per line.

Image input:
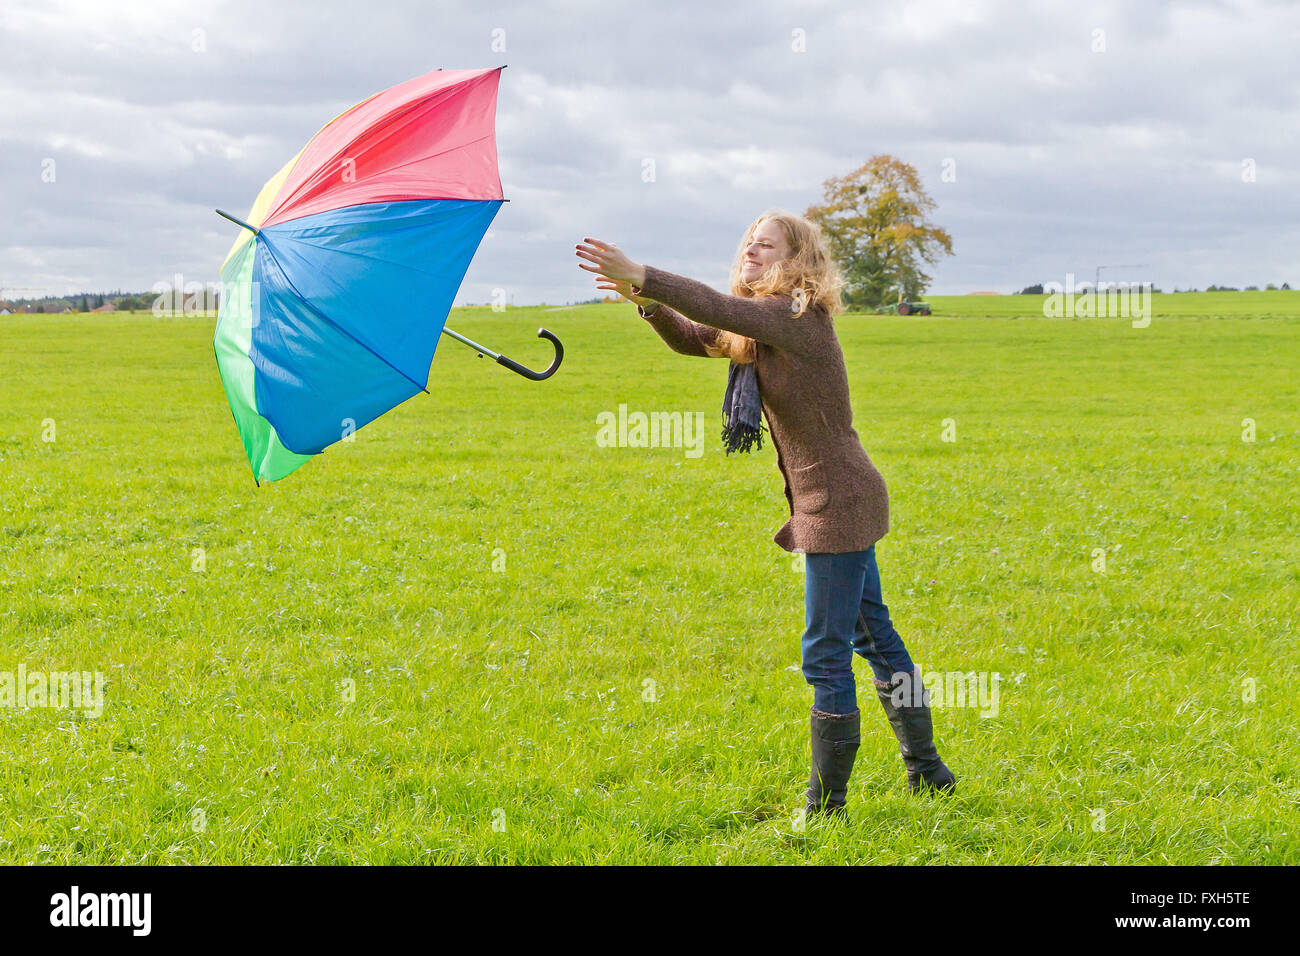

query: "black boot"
left=874, top=674, right=956, bottom=794
left=806, top=707, right=861, bottom=819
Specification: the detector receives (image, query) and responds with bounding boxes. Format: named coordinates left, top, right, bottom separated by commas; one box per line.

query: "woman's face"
left=740, top=219, right=791, bottom=283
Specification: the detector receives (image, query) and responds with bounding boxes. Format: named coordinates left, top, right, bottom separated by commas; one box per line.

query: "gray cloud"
left=2, top=0, right=1298, bottom=303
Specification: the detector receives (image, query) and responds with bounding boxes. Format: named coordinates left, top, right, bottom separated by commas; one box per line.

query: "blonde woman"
left=575, top=211, right=956, bottom=819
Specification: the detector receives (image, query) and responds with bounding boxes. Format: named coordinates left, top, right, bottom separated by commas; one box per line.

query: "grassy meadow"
left=0, top=291, right=1297, bottom=864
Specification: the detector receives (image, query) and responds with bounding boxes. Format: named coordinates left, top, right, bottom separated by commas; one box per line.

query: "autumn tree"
left=805, top=155, right=953, bottom=308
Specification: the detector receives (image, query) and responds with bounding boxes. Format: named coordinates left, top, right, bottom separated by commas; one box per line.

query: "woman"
left=575, top=211, right=956, bottom=819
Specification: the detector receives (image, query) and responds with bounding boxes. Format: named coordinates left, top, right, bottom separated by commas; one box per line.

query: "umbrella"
left=213, top=65, right=562, bottom=483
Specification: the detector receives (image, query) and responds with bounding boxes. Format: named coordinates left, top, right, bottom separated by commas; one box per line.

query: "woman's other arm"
left=585, top=265, right=722, bottom=358
left=638, top=301, right=721, bottom=357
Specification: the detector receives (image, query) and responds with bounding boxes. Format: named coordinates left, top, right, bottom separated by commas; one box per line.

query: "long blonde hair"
left=705, top=209, right=846, bottom=363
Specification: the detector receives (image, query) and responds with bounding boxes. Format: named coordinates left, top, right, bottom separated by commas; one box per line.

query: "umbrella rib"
left=258, top=237, right=431, bottom=397
left=264, top=208, right=500, bottom=282
left=270, top=131, right=499, bottom=224
left=265, top=194, right=502, bottom=258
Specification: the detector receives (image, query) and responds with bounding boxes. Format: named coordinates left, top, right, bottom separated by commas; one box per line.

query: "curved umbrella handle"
left=495, top=328, right=564, bottom=381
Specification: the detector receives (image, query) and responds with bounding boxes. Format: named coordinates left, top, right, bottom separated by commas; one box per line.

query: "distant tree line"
left=1016, top=282, right=1291, bottom=294
left=1, top=291, right=153, bottom=314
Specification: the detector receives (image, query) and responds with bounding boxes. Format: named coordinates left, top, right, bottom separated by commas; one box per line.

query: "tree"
left=1018, top=283, right=1044, bottom=295
left=805, top=155, right=954, bottom=308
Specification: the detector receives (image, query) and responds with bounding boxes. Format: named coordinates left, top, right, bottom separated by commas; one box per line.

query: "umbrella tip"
left=216, top=208, right=260, bottom=235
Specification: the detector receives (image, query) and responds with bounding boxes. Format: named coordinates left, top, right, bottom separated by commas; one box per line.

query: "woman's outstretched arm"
left=633, top=264, right=816, bottom=354
left=576, top=237, right=824, bottom=354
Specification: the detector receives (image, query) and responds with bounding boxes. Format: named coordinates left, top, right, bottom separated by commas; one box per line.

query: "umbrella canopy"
left=214, top=66, right=506, bottom=483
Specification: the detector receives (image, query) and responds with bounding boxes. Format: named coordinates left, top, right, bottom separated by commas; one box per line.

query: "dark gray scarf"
left=721, top=359, right=765, bottom=454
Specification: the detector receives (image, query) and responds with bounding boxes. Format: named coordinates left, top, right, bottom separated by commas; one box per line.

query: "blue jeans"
left=801, top=545, right=916, bottom=715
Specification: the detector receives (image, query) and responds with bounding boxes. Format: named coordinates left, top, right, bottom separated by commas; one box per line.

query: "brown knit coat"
left=633, top=264, right=889, bottom=554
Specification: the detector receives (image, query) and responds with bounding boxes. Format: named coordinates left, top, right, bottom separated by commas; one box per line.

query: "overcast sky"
left=2, top=0, right=1298, bottom=303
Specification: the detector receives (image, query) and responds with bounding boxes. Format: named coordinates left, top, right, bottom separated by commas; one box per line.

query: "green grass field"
left=1, top=292, right=1297, bottom=864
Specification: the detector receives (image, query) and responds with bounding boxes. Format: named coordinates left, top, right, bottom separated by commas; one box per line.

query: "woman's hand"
left=595, top=276, right=657, bottom=309
left=575, top=237, right=647, bottom=289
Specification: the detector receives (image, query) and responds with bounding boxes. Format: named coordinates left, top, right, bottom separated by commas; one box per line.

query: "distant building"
left=966, top=291, right=1002, bottom=296
left=91, top=303, right=115, bottom=313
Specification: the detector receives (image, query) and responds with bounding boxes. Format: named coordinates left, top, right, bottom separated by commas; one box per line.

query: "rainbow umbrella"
left=214, top=65, right=562, bottom=483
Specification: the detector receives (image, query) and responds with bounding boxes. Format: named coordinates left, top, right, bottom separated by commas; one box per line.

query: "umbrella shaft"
left=441, top=326, right=499, bottom=360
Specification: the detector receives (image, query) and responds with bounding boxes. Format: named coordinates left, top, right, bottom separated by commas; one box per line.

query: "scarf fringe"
left=721, top=418, right=766, bottom=455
